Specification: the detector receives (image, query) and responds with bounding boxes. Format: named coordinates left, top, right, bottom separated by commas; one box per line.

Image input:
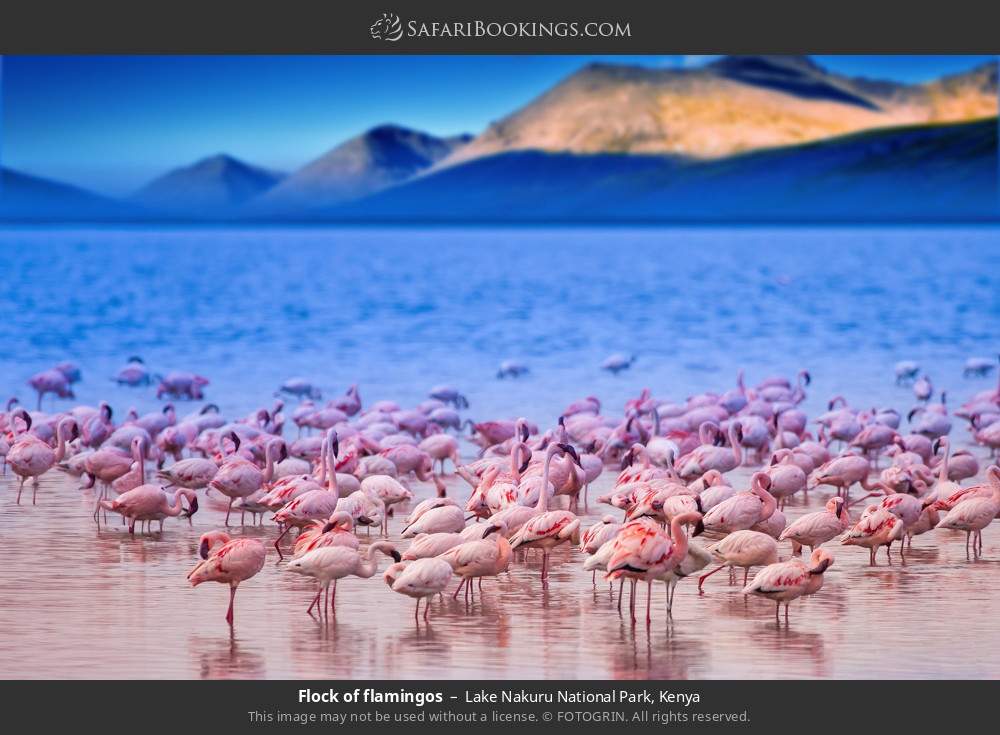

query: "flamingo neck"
left=537, top=449, right=556, bottom=512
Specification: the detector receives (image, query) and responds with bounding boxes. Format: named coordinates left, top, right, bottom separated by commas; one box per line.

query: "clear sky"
left=1, top=55, right=994, bottom=197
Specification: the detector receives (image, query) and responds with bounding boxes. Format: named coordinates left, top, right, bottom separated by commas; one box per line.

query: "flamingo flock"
left=2, top=354, right=999, bottom=632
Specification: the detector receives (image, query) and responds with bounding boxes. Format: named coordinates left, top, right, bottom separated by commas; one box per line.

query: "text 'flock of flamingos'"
left=2, top=354, right=999, bottom=626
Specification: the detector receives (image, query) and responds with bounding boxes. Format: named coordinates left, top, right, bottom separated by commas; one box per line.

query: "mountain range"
left=2, top=56, right=998, bottom=222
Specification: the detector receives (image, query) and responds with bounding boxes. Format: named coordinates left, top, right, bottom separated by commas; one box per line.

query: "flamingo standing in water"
left=508, top=444, right=585, bottom=584
left=675, top=422, right=743, bottom=480
left=698, top=530, right=779, bottom=590
left=438, top=522, right=512, bottom=599
left=285, top=541, right=400, bottom=619
left=934, top=465, right=1000, bottom=557
left=605, top=512, right=704, bottom=623
left=779, top=497, right=850, bottom=554
left=743, top=548, right=834, bottom=622
left=100, top=483, right=198, bottom=536
left=6, top=412, right=77, bottom=503
left=209, top=433, right=285, bottom=525
left=841, top=506, right=906, bottom=564
left=385, top=557, right=454, bottom=621
left=579, top=515, right=622, bottom=584
left=187, top=531, right=266, bottom=625
left=702, top=472, right=777, bottom=534
left=273, top=431, right=341, bottom=558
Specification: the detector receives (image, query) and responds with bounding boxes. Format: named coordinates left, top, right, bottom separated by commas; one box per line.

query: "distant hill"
left=442, top=56, right=998, bottom=166
left=134, top=154, right=283, bottom=216
left=329, top=118, right=999, bottom=221
left=0, top=167, right=140, bottom=221
left=254, top=125, right=472, bottom=214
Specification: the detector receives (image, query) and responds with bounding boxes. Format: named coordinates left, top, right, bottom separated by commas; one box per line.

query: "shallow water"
left=0, top=225, right=998, bottom=679
left=0, top=462, right=998, bottom=680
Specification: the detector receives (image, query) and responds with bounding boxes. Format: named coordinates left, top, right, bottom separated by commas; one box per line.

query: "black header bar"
left=2, top=0, right=1000, bottom=54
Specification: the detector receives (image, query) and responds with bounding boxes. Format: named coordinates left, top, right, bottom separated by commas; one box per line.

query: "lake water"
left=0, top=225, right=998, bottom=679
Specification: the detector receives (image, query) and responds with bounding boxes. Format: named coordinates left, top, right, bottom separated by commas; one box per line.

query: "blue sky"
left=1, top=55, right=994, bottom=197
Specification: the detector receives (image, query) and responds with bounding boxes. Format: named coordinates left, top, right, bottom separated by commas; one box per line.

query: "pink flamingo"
left=27, top=369, right=74, bottom=409
left=292, top=511, right=360, bottom=557
left=386, top=557, right=454, bottom=620
left=935, top=465, right=1000, bottom=557
left=438, top=522, right=513, bottom=599
left=273, top=431, right=341, bottom=558
left=605, top=512, right=703, bottom=623
left=285, top=541, right=400, bottom=619
left=110, top=435, right=148, bottom=496
left=402, top=532, right=465, bottom=560
left=187, top=531, right=266, bottom=625
left=743, top=548, right=834, bottom=621
left=156, top=456, right=218, bottom=490
left=7, top=412, right=77, bottom=503
left=808, top=453, right=873, bottom=500
left=698, top=530, right=779, bottom=590
left=779, top=497, right=850, bottom=554
left=675, top=422, right=743, bottom=480
left=209, top=433, right=285, bottom=525
left=702, top=472, right=777, bottom=534
left=841, top=506, right=906, bottom=564
left=100, top=483, right=198, bottom=536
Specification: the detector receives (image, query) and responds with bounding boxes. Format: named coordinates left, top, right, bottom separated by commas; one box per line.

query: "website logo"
left=370, top=12, right=404, bottom=42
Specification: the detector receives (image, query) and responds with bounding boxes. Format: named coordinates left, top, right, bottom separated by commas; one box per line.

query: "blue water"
left=0, top=226, right=998, bottom=420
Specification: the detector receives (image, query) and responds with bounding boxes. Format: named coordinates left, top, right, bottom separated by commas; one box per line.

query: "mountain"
left=255, top=125, right=472, bottom=214
left=329, top=118, right=998, bottom=221
left=0, top=167, right=140, bottom=221
left=134, top=154, right=283, bottom=216
left=442, top=56, right=998, bottom=166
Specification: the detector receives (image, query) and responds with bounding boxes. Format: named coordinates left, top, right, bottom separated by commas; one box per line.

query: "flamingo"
left=489, top=443, right=576, bottom=536
left=934, top=465, right=1000, bottom=557
left=702, top=472, right=777, bottom=534
left=285, top=541, right=400, bottom=619
left=402, top=532, right=465, bottom=560
left=110, top=435, right=149, bottom=496
left=438, top=522, right=513, bottom=599
left=273, top=431, right=341, bottom=558
left=765, top=449, right=807, bottom=509
left=291, top=512, right=360, bottom=560
left=209, top=433, right=285, bottom=525
left=579, top=515, right=622, bottom=583
left=27, top=368, right=74, bottom=409
left=7, top=412, right=77, bottom=503
left=698, top=530, right=779, bottom=590
left=187, top=531, right=266, bottom=625
left=675, top=422, right=742, bottom=480
left=507, top=445, right=585, bottom=582
left=841, top=506, right=906, bottom=564
left=156, top=456, right=218, bottom=490
left=779, top=497, right=850, bottom=554
left=386, top=558, right=454, bottom=620
left=657, top=541, right=712, bottom=614
left=808, top=454, right=873, bottom=500
left=605, top=512, right=703, bottom=623
left=100, top=484, right=198, bottom=536
left=743, top=548, right=834, bottom=621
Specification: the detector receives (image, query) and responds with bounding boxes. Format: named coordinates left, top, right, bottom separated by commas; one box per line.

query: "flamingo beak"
left=693, top=519, right=706, bottom=537
left=182, top=495, right=199, bottom=519
left=198, top=537, right=210, bottom=559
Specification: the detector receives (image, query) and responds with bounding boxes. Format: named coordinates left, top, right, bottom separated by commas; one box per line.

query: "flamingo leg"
left=32, top=479, right=38, bottom=505
left=307, top=589, right=321, bottom=616
left=424, top=598, right=430, bottom=621
left=743, top=567, right=749, bottom=586
left=225, top=497, right=233, bottom=526
left=16, top=477, right=25, bottom=504
left=698, top=564, right=728, bottom=592
left=414, top=599, right=420, bottom=621
left=646, top=580, right=652, bottom=625
left=226, top=585, right=237, bottom=625
left=452, top=578, right=466, bottom=599
left=617, top=578, right=624, bottom=611
left=273, top=524, right=292, bottom=560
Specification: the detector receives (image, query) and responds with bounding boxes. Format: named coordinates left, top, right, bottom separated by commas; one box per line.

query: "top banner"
left=3, top=0, right=1000, bottom=53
